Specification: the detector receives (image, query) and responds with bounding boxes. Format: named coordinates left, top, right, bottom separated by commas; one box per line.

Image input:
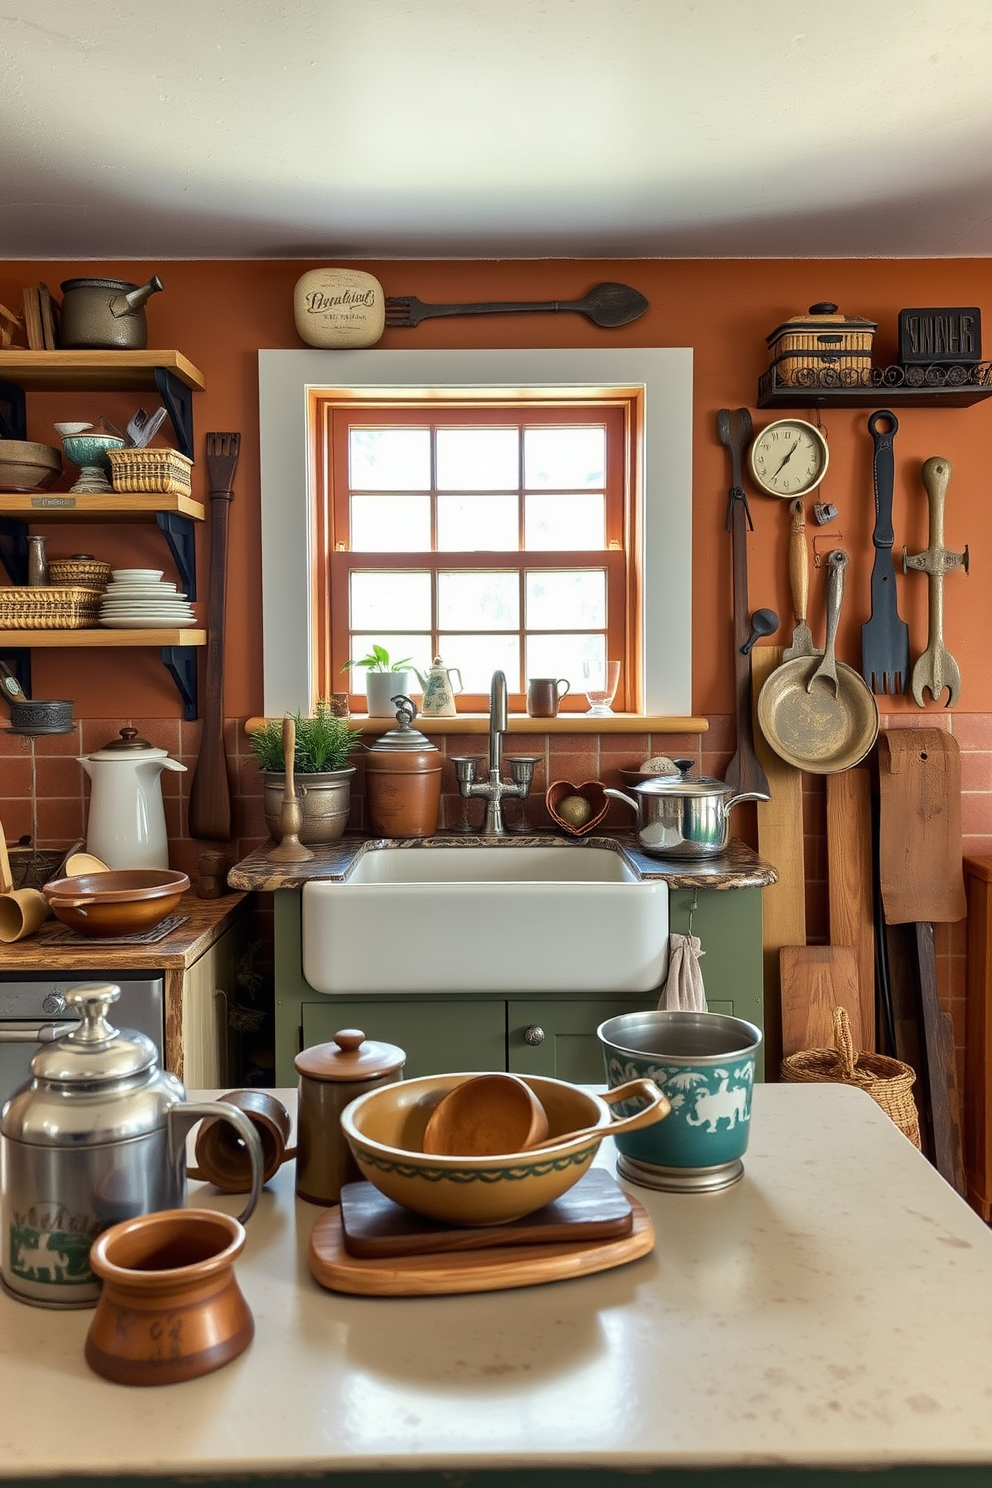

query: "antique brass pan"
left=758, top=551, right=879, bottom=775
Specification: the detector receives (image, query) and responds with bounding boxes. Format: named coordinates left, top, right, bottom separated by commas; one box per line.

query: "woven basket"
left=780, top=1006, right=922, bottom=1149
left=107, top=448, right=193, bottom=497
left=48, top=557, right=112, bottom=590
left=0, top=585, right=101, bottom=629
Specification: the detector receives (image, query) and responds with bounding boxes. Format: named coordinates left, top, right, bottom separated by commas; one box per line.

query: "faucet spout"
left=458, top=669, right=531, bottom=835
left=489, top=669, right=507, bottom=780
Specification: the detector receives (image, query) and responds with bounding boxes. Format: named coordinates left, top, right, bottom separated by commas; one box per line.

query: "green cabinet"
left=274, top=882, right=765, bottom=1084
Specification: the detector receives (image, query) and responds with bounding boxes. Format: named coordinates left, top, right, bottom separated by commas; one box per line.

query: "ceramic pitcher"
left=417, top=657, right=463, bottom=717
left=78, top=727, right=186, bottom=870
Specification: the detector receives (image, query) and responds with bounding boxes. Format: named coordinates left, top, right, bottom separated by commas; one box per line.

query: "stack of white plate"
left=99, top=568, right=195, bottom=629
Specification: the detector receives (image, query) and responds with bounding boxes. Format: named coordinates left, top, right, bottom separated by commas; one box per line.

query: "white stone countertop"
left=1, top=1084, right=991, bottom=1481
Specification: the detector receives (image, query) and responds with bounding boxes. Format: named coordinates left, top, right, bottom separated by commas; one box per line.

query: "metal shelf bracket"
left=153, top=367, right=195, bottom=460
left=0, top=378, right=27, bottom=442
left=0, top=517, right=28, bottom=585
left=161, top=645, right=199, bottom=721
left=155, top=511, right=197, bottom=600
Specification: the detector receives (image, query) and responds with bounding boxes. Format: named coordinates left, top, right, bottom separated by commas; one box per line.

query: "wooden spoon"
left=65, top=851, right=111, bottom=877
left=422, top=1074, right=550, bottom=1157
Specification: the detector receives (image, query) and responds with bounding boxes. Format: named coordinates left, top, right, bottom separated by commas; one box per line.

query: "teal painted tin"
left=597, top=1010, right=762, bottom=1192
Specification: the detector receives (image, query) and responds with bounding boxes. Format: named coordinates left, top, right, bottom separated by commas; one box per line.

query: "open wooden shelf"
left=0, top=349, right=205, bottom=392
left=0, top=491, right=205, bottom=522
left=0, top=627, right=205, bottom=647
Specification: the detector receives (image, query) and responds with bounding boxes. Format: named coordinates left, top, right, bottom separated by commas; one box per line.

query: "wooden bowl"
left=0, top=439, right=61, bottom=491
left=545, top=780, right=609, bottom=836
left=42, top=869, right=190, bottom=937
left=421, top=1072, right=549, bottom=1156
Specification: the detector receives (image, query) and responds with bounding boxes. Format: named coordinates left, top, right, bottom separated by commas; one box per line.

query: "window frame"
left=258, top=348, right=693, bottom=718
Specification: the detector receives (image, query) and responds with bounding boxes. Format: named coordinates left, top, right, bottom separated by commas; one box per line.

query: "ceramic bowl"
left=0, top=439, right=62, bottom=491
left=60, top=433, right=125, bottom=472
left=42, top=868, right=190, bottom=937
left=340, top=1070, right=668, bottom=1225
left=545, top=779, right=609, bottom=835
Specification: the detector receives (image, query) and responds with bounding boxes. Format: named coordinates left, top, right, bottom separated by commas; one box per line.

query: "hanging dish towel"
left=658, top=933, right=707, bottom=1012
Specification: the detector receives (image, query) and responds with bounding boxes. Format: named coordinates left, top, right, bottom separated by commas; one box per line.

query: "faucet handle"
left=450, top=755, right=483, bottom=785
left=505, top=755, right=538, bottom=791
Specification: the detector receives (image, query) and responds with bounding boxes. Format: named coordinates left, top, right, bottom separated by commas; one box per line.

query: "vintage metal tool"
left=902, top=455, right=969, bottom=708
left=861, top=411, right=910, bottom=696
left=782, top=498, right=819, bottom=660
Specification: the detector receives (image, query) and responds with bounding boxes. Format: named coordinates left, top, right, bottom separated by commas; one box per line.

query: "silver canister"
left=0, top=983, right=263, bottom=1308
left=295, top=1029, right=405, bottom=1205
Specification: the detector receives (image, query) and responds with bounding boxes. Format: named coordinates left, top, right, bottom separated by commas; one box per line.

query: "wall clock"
left=749, top=417, right=829, bottom=497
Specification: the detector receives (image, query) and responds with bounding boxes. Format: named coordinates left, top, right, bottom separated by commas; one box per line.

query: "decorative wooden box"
left=899, top=307, right=982, bottom=366
left=765, top=301, right=877, bottom=387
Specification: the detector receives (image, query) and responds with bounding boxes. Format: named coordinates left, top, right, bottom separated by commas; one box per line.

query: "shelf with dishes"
left=757, top=362, right=992, bottom=408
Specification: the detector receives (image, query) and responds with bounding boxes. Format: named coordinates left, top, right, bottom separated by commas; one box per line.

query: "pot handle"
left=603, top=787, right=638, bottom=811
left=600, top=1077, right=671, bottom=1134
left=168, top=1101, right=264, bottom=1224
left=724, top=790, right=770, bottom=812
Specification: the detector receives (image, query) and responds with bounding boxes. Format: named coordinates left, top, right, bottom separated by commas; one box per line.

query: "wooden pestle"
left=267, top=716, right=314, bottom=863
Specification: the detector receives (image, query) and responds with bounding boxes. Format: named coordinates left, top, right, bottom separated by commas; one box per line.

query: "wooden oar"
left=187, top=432, right=240, bottom=842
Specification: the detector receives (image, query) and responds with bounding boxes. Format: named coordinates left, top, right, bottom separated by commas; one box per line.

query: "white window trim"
left=258, top=347, right=692, bottom=717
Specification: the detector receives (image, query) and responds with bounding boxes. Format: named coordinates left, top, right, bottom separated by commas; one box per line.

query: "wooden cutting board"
left=339, top=1169, right=633, bottom=1258
left=877, top=729, right=966, bottom=924
left=780, top=945, right=862, bottom=1056
left=309, top=1196, right=654, bottom=1296
left=827, top=768, right=875, bottom=1048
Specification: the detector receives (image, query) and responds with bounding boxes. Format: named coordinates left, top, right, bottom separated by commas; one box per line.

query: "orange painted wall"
left=2, top=256, right=989, bottom=724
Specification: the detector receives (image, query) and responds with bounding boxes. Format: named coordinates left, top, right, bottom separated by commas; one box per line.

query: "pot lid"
left=85, top=725, right=169, bottom=760
left=29, top=983, right=158, bottom=1086
left=295, top=1028, right=406, bottom=1082
left=766, top=301, right=877, bottom=343
left=367, top=696, right=439, bottom=753
left=627, top=759, right=734, bottom=797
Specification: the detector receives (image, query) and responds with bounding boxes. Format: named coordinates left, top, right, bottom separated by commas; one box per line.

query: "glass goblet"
left=583, top=659, right=621, bottom=716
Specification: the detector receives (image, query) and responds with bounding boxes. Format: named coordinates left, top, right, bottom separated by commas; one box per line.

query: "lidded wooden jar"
left=294, top=1029, right=406, bottom=1205
left=364, top=697, right=442, bottom=838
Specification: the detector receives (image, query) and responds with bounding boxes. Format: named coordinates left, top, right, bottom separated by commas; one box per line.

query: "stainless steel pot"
left=604, top=758, right=768, bottom=859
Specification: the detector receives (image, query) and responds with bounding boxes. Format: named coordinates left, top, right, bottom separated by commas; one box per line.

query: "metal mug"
left=526, top=677, right=570, bottom=718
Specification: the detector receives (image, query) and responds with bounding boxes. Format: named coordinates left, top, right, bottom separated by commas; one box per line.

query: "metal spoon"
left=741, top=608, right=779, bottom=655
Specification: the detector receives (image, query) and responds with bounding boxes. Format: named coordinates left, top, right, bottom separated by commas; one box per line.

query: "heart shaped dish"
left=545, top=780, right=609, bottom=836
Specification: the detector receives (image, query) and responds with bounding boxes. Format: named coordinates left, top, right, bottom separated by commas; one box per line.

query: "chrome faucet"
left=453, top=670, right=534, bottom=835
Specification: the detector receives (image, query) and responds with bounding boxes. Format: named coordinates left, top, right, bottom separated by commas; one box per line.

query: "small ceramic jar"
left=294, top=1029, right=406, bottom=1205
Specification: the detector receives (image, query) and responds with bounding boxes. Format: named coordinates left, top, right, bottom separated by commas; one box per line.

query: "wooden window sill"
left=245, top=713, right=708, bottom=736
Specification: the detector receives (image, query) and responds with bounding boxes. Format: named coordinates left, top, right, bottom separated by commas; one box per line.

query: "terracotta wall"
left=1, top=255, right=989, bottom=1064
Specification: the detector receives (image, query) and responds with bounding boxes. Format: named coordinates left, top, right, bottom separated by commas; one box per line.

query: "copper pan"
left=757, top=551, right=878, bottom=775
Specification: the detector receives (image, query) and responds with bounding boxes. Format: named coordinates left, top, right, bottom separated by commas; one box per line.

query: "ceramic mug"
left=188, top=1090, right=294, bottom=1193
left=526, top=677, right=570, bottom=718
left=597, top=1010, right=762, bottom=1193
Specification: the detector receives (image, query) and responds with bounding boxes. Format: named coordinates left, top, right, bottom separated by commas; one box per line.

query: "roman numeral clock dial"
left=748, top=418, right=829, bottom=497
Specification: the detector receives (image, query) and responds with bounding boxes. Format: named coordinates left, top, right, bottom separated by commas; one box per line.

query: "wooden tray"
left=309, top=1195, right=654, bottom=1296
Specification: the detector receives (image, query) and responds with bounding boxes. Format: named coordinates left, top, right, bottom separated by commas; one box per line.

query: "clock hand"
left=773, top=441, right=800, bottom=476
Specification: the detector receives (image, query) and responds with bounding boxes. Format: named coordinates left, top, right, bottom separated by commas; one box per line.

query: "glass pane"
left=349, top=428, right=431, bottom=491
left=351, top=494, right=430, bottom=551
left=436, top=428, right=518, bottom=490
left=347, top=634, right=430, bottom=674
left=524, top=493, right=604, bottom=550
left=440, top=634, right=519, bottom=692
left=526, top=633, right=603, bottom=690
left=350, top=571, right=431, bottom=630
left=438, top=571, right=519, bottom=630
left=437, top=493, right=518, bottom=550
left=524, top=427, right=605, bottom=490
left=525, top=569, right=606, bottom=629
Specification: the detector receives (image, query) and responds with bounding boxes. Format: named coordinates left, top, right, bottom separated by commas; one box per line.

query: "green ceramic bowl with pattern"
left=340, top=1070, right=669, bottom=1225
left=598, top=1010, right=762, bottom=1193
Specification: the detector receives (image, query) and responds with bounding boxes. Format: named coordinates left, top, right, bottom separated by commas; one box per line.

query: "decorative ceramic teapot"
left=416, top=657, right=463, bottom=717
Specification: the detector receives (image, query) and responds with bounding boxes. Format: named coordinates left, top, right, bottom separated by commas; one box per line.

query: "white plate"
left=110, top=569, right=164, bottom=582
left=100, top=607, right=194, bottom=618
left=99, top=616, right=197, bottom=628
left=103, top=585, right=179, bottom=596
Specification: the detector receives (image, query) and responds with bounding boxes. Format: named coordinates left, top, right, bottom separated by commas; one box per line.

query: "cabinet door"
left=669, top=886, right=764, bottom=1078
left=508, top=998, right=656, bottom=1083
left=182, top=922, right=243, bottom=1088
left=301, top=999, right=507, bottom=1079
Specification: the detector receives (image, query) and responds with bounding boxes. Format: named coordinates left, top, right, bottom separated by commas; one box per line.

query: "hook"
left=813, top=532, right=845, bottom=567
left=687, top=891, right=697, bottom=937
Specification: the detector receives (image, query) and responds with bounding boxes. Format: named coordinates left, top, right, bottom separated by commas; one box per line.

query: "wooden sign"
left=898, top=307, right=982, bottom=365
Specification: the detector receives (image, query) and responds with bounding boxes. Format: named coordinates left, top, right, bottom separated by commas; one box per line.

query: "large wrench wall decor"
left=902, top=455, right=969, bottom=708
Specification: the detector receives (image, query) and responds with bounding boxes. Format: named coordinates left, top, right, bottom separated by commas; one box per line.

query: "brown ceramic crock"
left=189, top=1090, right=294, bottom=1193
left=363, top=696, right=441, bottom=838
left=294, top=1029, right=405, bottom=1206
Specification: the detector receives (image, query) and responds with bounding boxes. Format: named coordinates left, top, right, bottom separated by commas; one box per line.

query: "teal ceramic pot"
left=597, top=1010, right=762, bottom=1192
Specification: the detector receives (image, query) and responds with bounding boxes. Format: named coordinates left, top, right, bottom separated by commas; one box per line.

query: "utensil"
left=0, top=659, right=28, bottom=706
left=757, top=550, right=879, bottom=774
left=783, top=498, right=819, bottom=660
left=716, top=408, right=770, bottom=799
left=64, top=850, right=110, bottom=875
left=0, top=816, right=52, bottom=942
left=421, top=1073, right=550, bottom=1156
left=903, top=455, right=969, bottom=707
left=605, top=758, right=767, bottom=860
left=741, top=607, right=779, bottom=655
left=384, top=281, right=649, bottom=329
left=187, top=431, right=240, bottom=842
left=861, top=410, right=910, bottom=695
left=267, top=716, right=314, bottom=862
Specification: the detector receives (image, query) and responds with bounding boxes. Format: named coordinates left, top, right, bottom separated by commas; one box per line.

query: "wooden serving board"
left=780, top=944, right=862, bottom=1056
left=309, top=1195, right=654, bottom=1297
left=339, top=1169, right=633, bottom=1258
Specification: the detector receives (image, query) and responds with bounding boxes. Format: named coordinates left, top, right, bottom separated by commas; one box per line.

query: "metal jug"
left=59, top=275, right=164, bottom=350
left=0, top=984, right=263, bottom=1308
left=78, top=727, right=186, bottom=870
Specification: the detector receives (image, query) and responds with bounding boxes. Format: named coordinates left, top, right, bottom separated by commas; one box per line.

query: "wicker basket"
left=107, top=448, right=193, bottom=497
left=48, top=557, right=112, bottom=590
left=780, top=1006, right=922, bottom=1149
left=766, top=303, right=877, bottom=388
left=0, top=585, right=101, bottom=629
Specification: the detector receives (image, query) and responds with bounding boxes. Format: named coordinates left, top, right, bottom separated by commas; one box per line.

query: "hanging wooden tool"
left=187, top=432, right=240, bottom=842
left=902, top=456, right=969, bottom=708
left=827, top=768, right=875, bottom=1050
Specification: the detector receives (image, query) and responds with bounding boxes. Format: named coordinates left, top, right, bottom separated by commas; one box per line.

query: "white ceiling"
left=4, top=0, right=992, bottom=261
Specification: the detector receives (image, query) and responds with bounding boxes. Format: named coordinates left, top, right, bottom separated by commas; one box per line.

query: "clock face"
left=749, top=419, right=829, bottom=497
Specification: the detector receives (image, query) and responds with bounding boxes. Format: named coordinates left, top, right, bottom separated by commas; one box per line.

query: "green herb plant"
left=248, top=700, right=362, bottom=774
left=342, top=644, right=414, bottom=674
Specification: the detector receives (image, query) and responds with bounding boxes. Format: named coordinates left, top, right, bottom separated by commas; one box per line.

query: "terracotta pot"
left=85, top=1208, right=252, bottom=1386
left=364, top=750, right=441, bottom=837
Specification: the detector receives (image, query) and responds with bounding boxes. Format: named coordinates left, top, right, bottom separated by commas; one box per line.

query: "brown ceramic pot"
left=85, top=1208, right=252, bottom=1386
left=364, top=749, right=442, bottom=837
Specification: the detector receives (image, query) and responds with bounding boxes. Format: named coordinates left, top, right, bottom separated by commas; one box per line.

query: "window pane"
left=524, top=427, right=605, bottom=489
left=350, top=428, right=431, bottom=490
left=526, top=634, right=602, bottom=689
left=347, top=633, right=430, bottom=674
left=440, top=634, right=519, bottom=692
left=438, top=571, right=519, bottom=630
left=436, top=428, right=518, bottom=490
left=351, top=494, right=430, bottom=551
left=437, top=494, right=518, bottom=550
left=350, top=571, right=431, bottom=630
left=526, top=569, right=606, bottom=629
left=524, top=493, right=604, bottom=550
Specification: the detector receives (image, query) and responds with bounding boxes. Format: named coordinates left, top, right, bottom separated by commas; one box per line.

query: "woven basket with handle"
left=780, top=1006, right=922, bottom=1149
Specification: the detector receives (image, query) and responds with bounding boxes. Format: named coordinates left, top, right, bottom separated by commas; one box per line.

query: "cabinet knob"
left=523, top=1025, right=545, bottom=1046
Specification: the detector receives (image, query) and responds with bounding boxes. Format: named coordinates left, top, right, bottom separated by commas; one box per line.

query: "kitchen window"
left=258, top=348, right=692, bottom=718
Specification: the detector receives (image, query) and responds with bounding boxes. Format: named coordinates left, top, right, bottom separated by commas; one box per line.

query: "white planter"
left=364, top=670, right=419, bottom=718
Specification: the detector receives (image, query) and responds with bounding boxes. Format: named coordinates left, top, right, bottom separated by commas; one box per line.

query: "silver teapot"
left=0, top=983, right=262, bottom=1309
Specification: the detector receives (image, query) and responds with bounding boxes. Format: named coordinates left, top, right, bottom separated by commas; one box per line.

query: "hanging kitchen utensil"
left=741, top=608, right=778, bottom=656
left=187, top=432, right=239, bottom=842
left=782, top=499, right=819, bottom=661
left=716, top=408, right=770, bottom=799
left=903, top=455, right=969, bottom=708
left=860, top=411, right=910, bottom=696
left=757, top=550, right=879, bottom=774
left=384, top=282, right=649, bottom=329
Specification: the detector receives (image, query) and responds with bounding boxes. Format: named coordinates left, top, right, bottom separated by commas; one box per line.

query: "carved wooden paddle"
left=385, top=282, right=648, bottom=328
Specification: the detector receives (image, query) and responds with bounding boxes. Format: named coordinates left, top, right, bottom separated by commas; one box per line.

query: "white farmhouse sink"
left=302, top=845, right=669, bottom=995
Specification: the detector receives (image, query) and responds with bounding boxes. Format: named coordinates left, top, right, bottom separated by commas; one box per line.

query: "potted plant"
left=343, top=644, right=419, bottom=718
left=248, top=700, right=362, bottom=845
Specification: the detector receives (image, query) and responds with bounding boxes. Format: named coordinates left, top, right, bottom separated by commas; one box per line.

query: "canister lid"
left=766, top=301, right=878, bottom=344
left=86, top=725, right=168, bottom=759
left=295, top=1028, right=406, bottom=1082
left=628, top=759, right=733, bottom=798
left=367, top=695, right=439, bottom=753
left=29, top=983, right=158, bottom=1085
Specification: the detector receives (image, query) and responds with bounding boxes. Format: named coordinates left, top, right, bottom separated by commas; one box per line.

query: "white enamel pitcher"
left=78, top=727, right=187, bottom=870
